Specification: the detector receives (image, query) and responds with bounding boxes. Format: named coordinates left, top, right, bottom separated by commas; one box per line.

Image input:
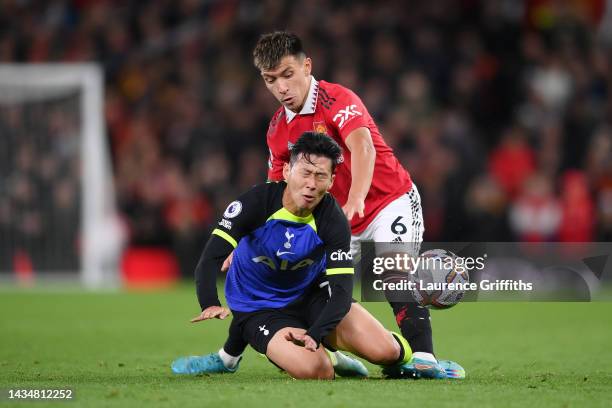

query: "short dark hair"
left=289, top=132, right=342, bottom=173
left=253, top=31, right=305, bottom=71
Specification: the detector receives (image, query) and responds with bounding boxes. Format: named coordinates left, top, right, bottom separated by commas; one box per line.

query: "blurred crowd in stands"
left=2, top=0, right=612, bottom=276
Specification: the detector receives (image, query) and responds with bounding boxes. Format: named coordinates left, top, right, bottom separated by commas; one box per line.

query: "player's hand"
left=221, top=251, right=234, bottom=272
left=285, top=330, right=318, bottom=352
left=190, top=306, right=230, bottom=323
left=342, top=195, right=365, bottom=221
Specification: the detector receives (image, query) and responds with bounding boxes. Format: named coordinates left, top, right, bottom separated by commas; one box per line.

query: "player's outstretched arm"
left=342, top=127, right=375, bottom=221
left=304, top=273, right=353, bottom=348
left=194, top=235, right=234, bottom=313
left=191, top=305, right=230, bottom=322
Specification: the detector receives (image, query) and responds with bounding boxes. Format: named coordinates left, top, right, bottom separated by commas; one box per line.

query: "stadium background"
left=1, top=0, right=612, bottom=282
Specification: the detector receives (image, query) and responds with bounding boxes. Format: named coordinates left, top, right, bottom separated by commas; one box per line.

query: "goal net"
left=0, top=64, right=124, bottom=288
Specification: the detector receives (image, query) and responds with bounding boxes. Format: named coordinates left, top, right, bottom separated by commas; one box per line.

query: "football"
left=410, top=249, right=469, bottom=309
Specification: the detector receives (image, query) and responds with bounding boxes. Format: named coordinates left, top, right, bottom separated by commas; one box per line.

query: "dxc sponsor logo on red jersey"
left=332, top=104, right=362, bottom=128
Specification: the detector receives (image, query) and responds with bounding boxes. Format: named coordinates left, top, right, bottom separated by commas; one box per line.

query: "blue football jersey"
left=211, top=182, right=353, bottom=312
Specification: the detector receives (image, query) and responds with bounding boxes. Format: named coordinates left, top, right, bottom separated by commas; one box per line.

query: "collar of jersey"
left=266, top=207, right=317, bottom=232
left=284, top=76, right=319, bottom=123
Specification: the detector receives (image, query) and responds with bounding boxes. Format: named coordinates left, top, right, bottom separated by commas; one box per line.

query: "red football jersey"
left=266, top=78, right=412, bottom=234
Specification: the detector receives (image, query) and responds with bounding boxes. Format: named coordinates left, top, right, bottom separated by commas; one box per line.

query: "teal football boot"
left=438, top=360, right=466, bottom=379
left=382, top=357, right=447, bottom=379
left=171, top=352, right=240, bottom=375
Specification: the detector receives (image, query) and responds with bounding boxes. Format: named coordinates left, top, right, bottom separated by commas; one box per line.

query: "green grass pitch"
left=0, top=285, right=611, bottom=407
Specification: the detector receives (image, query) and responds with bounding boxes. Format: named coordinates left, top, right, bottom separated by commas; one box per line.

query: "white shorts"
left=350, top=184, right=424, bottom=261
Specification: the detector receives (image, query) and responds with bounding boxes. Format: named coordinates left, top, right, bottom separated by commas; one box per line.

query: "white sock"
left=218, top=348, right=241, bottom=369
left=412, top=352, right=437, bottom=363
left=331, top=351, right=352, bottom=367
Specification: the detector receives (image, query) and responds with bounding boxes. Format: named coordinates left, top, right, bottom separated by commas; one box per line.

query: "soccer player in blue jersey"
left=172, top=133, right=413, bottom=379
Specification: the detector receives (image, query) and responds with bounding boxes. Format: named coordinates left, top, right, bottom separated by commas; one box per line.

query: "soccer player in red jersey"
left=260, top=40, right=414, bottom=240
left=254, top=32, right=451, bottom=376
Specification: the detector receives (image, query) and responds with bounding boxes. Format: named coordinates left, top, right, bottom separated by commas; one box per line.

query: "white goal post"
left=0, top=64, right=124, bottom=288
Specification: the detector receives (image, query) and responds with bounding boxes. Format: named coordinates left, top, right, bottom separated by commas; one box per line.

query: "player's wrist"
left=304, top=330, right=321, bottom=348
left=347, top=190, right=366, bottom=202
left=200, top=299, right=222, bottom=311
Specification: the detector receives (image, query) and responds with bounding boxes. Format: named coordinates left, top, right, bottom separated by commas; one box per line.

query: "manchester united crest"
left=313, top=121, right=328, bottom=135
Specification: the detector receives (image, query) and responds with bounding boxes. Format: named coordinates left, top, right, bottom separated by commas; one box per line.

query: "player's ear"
left=327, top=173, right=335, bottom=191
left=283, top=162, right=290, bottom=181
left=303, top=57, right=312, bottom=76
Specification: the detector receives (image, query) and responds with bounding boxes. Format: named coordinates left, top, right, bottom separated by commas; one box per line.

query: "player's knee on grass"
left=266, top=328, right=334, bottom=380
left=359, top=331, right=401, bottom=365
left=286, top=353, right=334, bottom=380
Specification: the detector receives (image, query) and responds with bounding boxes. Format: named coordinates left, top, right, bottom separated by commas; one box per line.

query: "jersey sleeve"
left=194, top=235, right=233, bottom=310
left=319, top=197, right=354, bottom=275
left=211, top=184, right=266, bottom=249
left=195, top=184, right=268, bottom=310
left=266, top=147, right=284, bottom=182
left=305, top=197, right=354, bottom=345
left=326, top=85, right=370, bottom=142
left=305, top=274, right=352, bottom=346
left=266, top=110, right=286, bottom=182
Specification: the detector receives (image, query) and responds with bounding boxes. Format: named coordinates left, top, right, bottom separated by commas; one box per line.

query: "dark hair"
left=253, top=31, right=305, bottom=71
left=290, top=132, right=342, bottom=173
